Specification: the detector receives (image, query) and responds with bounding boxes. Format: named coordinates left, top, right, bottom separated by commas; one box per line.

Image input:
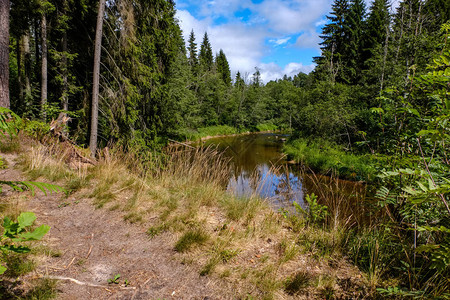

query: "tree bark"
left=23, top=31, right=32, bottom=102
left=89, top=0, right=106, bottom=157
left=0, top=0, right=10, bottom=108
left=17, top=38, right=23, bottom=102
left=41, top=12, right=48, bottom=119
left=62, top=30, right=68, bottom=111
left=61, top=0, right=68, bottom=111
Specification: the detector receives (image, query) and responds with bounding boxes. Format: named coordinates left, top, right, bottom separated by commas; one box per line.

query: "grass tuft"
left=284, top=271, right=313, bottom=295
left=174, top=229, right=209, bottom=252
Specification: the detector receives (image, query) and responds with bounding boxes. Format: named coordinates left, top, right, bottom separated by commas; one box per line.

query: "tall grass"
left=17, top=139, right=369, bottom=299
left=302, top=169, right=368, bottom=230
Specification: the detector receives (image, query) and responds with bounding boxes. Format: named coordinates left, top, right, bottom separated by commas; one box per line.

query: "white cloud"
left=269, top=37, right=291, bottom=46
left=176, top=10, right=266, bottom=76
left=258, top=62, right=315, bottom=83
left=175, top=0, right=336, bottom=81
left=209, top=24, right=266, bottom=74
left=295, top=31, right=321, bottom=49
left=176, top=10, right=209, bottom=41
left=256, top=0, right=332, bottom=34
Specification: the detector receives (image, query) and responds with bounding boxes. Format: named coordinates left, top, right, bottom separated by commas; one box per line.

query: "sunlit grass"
left=284, top=138, right=376, bottom=181
left=16, top=139, right=368, bottom=298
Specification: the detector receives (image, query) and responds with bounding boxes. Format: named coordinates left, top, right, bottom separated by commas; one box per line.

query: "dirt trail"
left=1, top=153, right=231, bottom=300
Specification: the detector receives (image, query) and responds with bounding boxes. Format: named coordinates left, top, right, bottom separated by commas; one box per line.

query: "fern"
left=374, top=186, right=396, bottom=206
left=0, top=180, right=66, bottom=196
left=0, top=107, right=22, bottom=138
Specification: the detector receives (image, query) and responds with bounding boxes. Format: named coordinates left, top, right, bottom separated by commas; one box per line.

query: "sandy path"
left=2, top=154, right=232, bottom=300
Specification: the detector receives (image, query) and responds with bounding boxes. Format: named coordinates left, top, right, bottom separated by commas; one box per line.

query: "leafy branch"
left=0, top=212, right=50, bottom=274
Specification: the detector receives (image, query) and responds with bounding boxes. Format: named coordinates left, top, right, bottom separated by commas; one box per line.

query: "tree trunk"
left=61, top=0, right=69, bottom=111
left=62, top=30, right=68, bottom=111
left=380, top=24, right=390, bottom=93
left=41, top=12, right=48, bottom=119
left=89, top=0, right=106, bottom=157
left=0, top=0, right=10, bottom=108
left=23, top=31, right=32, bottom=103
left=17, top=38, right=23, bottom=102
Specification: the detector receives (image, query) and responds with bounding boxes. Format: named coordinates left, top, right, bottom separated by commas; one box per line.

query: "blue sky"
left=174, top=0, right=399, bottom=83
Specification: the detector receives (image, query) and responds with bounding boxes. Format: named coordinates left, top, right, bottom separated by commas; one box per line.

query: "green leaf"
left=3, top=245, right=31, bottom=253
left=0, top=264, right=6, bottom=275
left=17, top=212, right=36, bottom=230
left=417, top=181, right=428, bottom=192
left=20, top=225, right=50, bottom=241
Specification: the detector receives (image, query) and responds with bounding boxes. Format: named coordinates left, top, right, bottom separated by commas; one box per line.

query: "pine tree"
left=187, top=29, right=198, bottom=71
left=215, top=49, right=231, bottom=86
left=199, top=32, right=213, bottom=71
left=89, top=0, right=105, bottom=157
left=316, top=0, right=350, bottom=83
left=364, top=0, right=390, bottom=55
left=346, top=0, right=366, bottom=83
left=361, top=0, right=390, bottom=90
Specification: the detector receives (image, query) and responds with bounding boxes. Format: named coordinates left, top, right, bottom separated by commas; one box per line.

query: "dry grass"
left=15, top=141, right=368, bottom=299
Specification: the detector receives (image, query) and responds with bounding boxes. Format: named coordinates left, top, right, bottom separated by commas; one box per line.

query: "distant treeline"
left=3, top=0, right=450, bottom=151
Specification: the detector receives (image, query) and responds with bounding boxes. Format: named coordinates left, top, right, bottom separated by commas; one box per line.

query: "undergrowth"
left=284, top=138, right=376, bottom=181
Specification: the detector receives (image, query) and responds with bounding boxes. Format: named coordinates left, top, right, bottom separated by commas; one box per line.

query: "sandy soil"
left=1, top=153, right=232, bottom=300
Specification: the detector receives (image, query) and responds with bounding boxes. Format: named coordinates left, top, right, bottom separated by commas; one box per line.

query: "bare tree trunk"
left=23, top=31, right=31, bottom=102
left=41, top=12, right=48, bottom=119
left=62, top=30, right=68, bottom=111
left=90, top=0, right=106, bottom=157
left=395, top=6, right=405, bottom=63
left=380, top=24, right=390, bottom=93
left=0, top=0, right=10, bottom=108
left=17, top=37, right=23, bottom=102
left=61, top=0, right=69, bottom=111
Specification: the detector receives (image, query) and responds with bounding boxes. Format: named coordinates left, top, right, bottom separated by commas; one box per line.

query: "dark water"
left=192, top=132, right=367, bottom=223
left=196, top=133, right=308, bottom=209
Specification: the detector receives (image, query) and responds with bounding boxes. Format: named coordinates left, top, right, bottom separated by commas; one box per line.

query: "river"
left=195, top=133, right=308, bottom=209
left=192, top=132, right=367, bottom=222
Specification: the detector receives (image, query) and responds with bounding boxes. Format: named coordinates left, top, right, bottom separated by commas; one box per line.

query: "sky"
left=174, top=0, right=400, bottom=83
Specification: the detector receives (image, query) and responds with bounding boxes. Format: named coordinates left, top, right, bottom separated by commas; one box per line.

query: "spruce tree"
left=187, top=29, right=198, bottom=72
left=361, top=0, right=390, bottom=90
left=316, top=0, right=350, bottom=83
left=215, top=49, right=231, bottom=86
left=199, top=32, right=213, bottom=71
left=346, top=0, right=366, bottom=83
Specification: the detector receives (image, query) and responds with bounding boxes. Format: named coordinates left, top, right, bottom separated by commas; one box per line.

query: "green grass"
left=284, top=138, right=376, bottom=181
left=255, top=123, right=278, bottom=132
left=175, top=125, right=239, bottom=141
left=4, top=254, right=36, bottom=277
left=284, top=271, right=313, bottom=295
left=174, top=229, right=209, bottom=252
left=0, top=278, right=58, bottom=300
left=0, top=138, right=21, bottom=153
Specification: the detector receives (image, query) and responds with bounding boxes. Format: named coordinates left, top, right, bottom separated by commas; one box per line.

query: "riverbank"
left=284, top=138, right=377, bottom=182
left=0, top=134, right=369, bottom=299
left=173, top=123, right=284, bottom=143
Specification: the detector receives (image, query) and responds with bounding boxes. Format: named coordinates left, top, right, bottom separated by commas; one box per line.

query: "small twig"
left=86, top=233, right=94, bottom=259
left=65, top=257, right=76, bottom=270
left=48, top=276, right=136, bottom=290
left=43, top=265, right=65, bottom=270
left=86, top=245, right=93, bottom=259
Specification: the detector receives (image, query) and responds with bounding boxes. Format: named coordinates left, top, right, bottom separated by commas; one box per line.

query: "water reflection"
left=197, top=133, right=306, bottom=208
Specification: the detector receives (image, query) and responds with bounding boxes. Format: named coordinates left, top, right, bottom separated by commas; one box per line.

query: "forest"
left=0, top=0, right=450, bottom=298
